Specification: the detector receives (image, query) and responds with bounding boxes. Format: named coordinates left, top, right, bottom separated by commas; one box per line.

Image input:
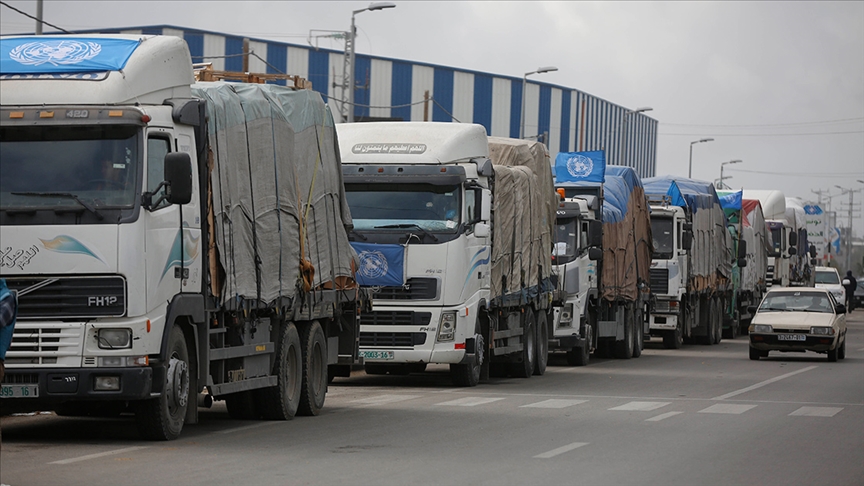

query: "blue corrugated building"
left=84, top=25, right=658, bottom=177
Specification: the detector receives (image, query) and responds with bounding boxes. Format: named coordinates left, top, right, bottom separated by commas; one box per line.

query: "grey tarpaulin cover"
left=486, top=137, right=556, bottom=299
left=192, top=82, right=355, bottom=306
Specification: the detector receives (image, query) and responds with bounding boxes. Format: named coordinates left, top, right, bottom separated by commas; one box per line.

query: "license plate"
left=0, top=384, right=40, bottom=398
left=778, top=334, right=806, bottom=341
left=359, top=350, right=395, bottom=360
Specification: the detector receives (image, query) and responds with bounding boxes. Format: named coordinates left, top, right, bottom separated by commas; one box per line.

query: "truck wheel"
left=663, top=323, right=683, bottom=349
left=451, top=329, right=483, bottom=387
left=509, top=309, right=535, bottom=378
left=135, top=325, right=189, bottom=441
left=533, top=310, right=549, bottom=376
left=255, top=322, right=302, bottom=420
left=297, top=321, right=327, bottom=416
left=632, top=308, right=644, bottom=358
left=225, top=391, right=258, bottom=420
left=613, top=317, right=634, bottom=359
left=567, top=325, right=591, bottom=366
left=712, top=299, right=723, bottom=345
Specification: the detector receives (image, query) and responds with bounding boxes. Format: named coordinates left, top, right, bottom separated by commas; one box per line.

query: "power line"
left=662, top=117, right=864, bottom=128
left=728, top=168, right=864, bottom=177
left=659, top=130, right=863, bottom=137
left=0, top=1, right=73, bottom=34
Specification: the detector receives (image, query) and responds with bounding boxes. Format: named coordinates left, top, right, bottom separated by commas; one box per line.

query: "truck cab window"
left=147, top=137, right=171, bottom=209
left=553, top=218, right=579, bottom=264
left=651, top=217, right=674, bottom=259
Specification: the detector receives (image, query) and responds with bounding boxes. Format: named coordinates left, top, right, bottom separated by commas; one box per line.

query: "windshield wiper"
left=12, top=192, right=103, bottom=220
left=374, top=223, right=439, bottom=242
left=349, top=228, right=367, bottom=241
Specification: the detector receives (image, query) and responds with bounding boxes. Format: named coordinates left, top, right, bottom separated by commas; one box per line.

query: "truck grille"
left=359, top=311, right=432, bottom=327
left=649, top=268, right=669, bottom=294
left=370, top=278, right=438, bottom=300
left=6, top=322, right=83, bottom=365
left=360, top=332, right=427, bottom=347
left=4, top=276, right=126, bottom=319
left=766, top=266, right=774, bottom=287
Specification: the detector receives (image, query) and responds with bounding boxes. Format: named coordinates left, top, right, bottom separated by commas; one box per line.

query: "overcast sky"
left=2, top=1, right=863, bottom=233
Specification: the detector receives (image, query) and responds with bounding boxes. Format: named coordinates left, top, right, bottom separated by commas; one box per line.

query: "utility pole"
left=35, top=0, right=43, bottom=34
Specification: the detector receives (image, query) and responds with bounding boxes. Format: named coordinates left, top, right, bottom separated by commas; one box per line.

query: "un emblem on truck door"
left=565, top=154, right=594, bottom=179
left=358, top=250, right=389, bottom=279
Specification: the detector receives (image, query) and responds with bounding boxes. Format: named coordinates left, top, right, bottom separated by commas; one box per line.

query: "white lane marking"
left=699, top=404, right=757, bottom=414
left=646, top=411, right=684, bottom=422
left=219, top=422, right=271, bottom=434
left=50, top=446, right=149, bottom=465
left=350, top=394, right=422, bottom=404
left=712, top=365, right=818, bottom=400
left=520, top=399, right=588, bottom=409
left=857, top=347, right=864, bottom=352
left=789, top=406, right=844, bottom=417
left=437, top=397, right=505, bottom=407
left=534, top=442, right=589, bottom=459
left=609, top=401, right=670, bottom=411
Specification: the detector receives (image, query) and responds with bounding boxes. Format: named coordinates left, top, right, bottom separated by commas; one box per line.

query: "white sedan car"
left=748, top=287, right=847, bottom=361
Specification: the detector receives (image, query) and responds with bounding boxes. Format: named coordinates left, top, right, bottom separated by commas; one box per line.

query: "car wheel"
left=749, top=346, right=761, bottom=361
left=827, top=345, right=838, bottom=362
left=838, top=337, right=846, bottom=360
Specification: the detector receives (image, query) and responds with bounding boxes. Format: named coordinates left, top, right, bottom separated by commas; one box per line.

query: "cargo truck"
left=0, top=34, right=363, bottom=440
left=551, top=165, right=653, bottom=364
left=717, top=192, right=769, bottom=337
left=336, top=124, right=559, bottom=386
left=643, top=176, right=733, bottom=347
left=741, top=190, right=814, bottom=288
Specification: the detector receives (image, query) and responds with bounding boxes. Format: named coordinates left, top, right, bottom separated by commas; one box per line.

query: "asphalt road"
left=2, top=314, right=863, bottom=486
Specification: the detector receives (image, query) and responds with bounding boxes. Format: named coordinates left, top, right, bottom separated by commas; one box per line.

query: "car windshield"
left=814, top=270, right=840, bottom=285
left=759, top=291, right=833, bottom=313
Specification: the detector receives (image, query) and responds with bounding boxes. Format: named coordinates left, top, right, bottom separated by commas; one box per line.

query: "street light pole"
left=520, top=66, right=558, bottom=139
left=619, top=107, right=652, bottom=167
left=346, top=2, right=396, bottom=123
left=688, top=137, right=714, bottom=178
left=834, top=184, right=863, bottom=273
left=717, top=159, right=742, bottom=189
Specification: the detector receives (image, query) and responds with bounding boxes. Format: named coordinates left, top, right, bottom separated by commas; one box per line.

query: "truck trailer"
left=552, top=165, right=653, bottom=364
left=0, top=34, right=363, bottom=440
left=336, top=123, right=559, bottom=386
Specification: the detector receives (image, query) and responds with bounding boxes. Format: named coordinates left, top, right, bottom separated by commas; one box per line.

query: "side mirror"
left=737, top=239, right=747, bottom=259
left=789, top=231, right=798, bottom=247
left=474, top=222, right=490, bottom=238
left=480, top=189, right=492, bottom=222
left=809, top=246, right=817, bottom=258
left=835, top=304, right=846, bottom=315
left=737, top=257, right=747, bottom=268
left=788, top=247, right=797, bottom=256
left=747, top=305, right=757, bottom=315
left=810, top=259, right=817, bottom=266
left=165, top=152, right=193, bottom=205
left=588, top=220, right=603, bottom=248
left=681, top=231, right=693, bottom=251
left=588, top=247, right=603, bottom=261
left=683, top=222, right=693, bottom=231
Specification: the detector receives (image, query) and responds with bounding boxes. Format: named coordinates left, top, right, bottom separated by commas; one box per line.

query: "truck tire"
left=297, top=321, right=327, bottom=416
left=533, top=310, right=549, bottom=376
left=255, top=321, right=302, bottom=420
left=712, top=299, right=723, bottom=345
left=509, top=309, right=535, bottom=378
left=451, top=326, right=483, bottom=387
left=566, top=325, right=591, bottom=366
left=135, top=325, right=189, bottom=441
left=632, top=308, right=644, bottom=358
left=663, top=321, right=683, bottom=349
left=225, top=391, right=258, bottom=420
left=613, top=316, right=634, bottom=359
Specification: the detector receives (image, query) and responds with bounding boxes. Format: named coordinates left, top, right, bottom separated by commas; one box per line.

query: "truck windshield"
left=651, top=217, right=674, bottom=259
left=767, top=224, right=783, bottom=257
left=345, top=183, right=461, bottom=233
left=553, top=218, right=579, bottom=265
left=0, top=125, right=140, bottom=210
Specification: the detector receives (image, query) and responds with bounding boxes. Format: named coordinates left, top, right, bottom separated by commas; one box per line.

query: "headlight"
left=97, top=328, right=132, bottom=349
left=437, top=311, right=456, bottom=342
left=751, top=324, right=773, bottom=333
left=810, top=327, right=835, bottom=336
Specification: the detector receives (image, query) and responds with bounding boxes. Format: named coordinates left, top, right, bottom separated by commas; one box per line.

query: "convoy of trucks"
left=0, top=35, right=364, bottom=440
left=550, top=165, right=653, bottom=364
left=0, top=33, right=840, bottom=439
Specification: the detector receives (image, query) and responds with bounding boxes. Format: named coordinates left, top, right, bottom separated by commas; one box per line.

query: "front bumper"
left=1, top=366, right=154, bottom=410
left=749, top=333, right=839, bottom=352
